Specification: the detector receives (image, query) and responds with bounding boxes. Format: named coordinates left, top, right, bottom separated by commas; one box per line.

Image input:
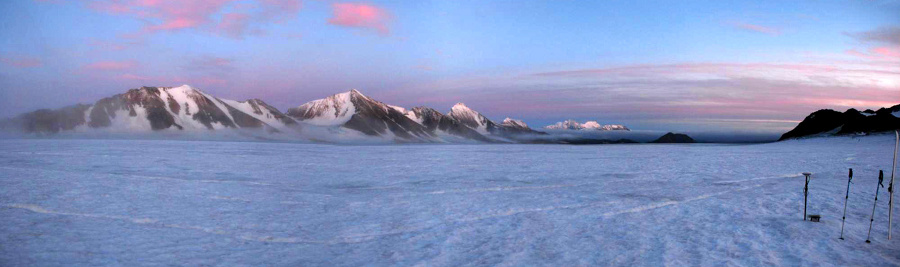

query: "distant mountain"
left=286, top=90, right=437, bottom=142
left=544, top=119, right=630, bottom=131
left=501, top=118, right=528, bottom=129
left=404, top=106, right=493, bottom=142
left=2, top=85, right=296, bottom=134
left=650, top=132, right=695, bottom=143
left=779, top=104, right=900, bottom=140
left=5, top=85, right=697, bottom=144
left=287, top=91, right=544, bottom=142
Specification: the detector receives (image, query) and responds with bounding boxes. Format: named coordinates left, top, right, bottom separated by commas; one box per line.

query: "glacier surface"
left=1, top=135, right=899, bottom=266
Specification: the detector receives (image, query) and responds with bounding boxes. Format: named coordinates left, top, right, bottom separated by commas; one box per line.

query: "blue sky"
left=1, top=0, right=898, bottom=134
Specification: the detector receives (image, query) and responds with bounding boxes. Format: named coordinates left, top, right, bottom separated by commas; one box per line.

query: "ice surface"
left=1, top=135, right=899, bottom=266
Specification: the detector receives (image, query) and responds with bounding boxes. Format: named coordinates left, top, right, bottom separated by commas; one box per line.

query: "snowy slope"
left=9, top=85, right=296, bottom=133
left=285, top=91, right=355, bottom=126
left=447, top=103, right=497, bottom=135
left=219, top=98, right=297, bottom=129
left=501, top=118, right=529, bottom=129
left=156, top=85, right=227, bottom=130
left=1, top=135, right=898, bottom=265
left=286, top=90, right=436, bottom=142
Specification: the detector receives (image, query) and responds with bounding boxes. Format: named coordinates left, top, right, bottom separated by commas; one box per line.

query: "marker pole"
left=866, top=170, right=885, bottom=243
left=840, top=168, right=853, bottom=240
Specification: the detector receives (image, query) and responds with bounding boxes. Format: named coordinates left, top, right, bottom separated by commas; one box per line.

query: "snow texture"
left=1, top=135, right=899, bottom=266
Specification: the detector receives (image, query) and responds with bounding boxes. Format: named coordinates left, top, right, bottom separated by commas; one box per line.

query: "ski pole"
left=803, top=173, right=811, bottom=220
left=889, top=130, right=897, bottom=240
left=840, top=168, right=853, bottom=240
left=866, top=170, right=884, bottom=243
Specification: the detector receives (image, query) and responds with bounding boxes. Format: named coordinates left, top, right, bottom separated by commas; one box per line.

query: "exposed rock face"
left=408, top=106, right=493, bottom=142
left=501, top=118, right=529, bottom=129
left=245, top=99, right=296, bottom=125
left=779, top=104, right=900, bottom=140
left=286, top=92, right=546, bottom=142
left=343, top=90, right=435, bottom=140
left=495, top=119, right=546, bottom=136
left=447, top=103, right=499, bottom=135
left=445, top=103, right=545, bottom=136
left=4, top=86, right=624, bottom=144
left=651, top=132, right=696, bottom=143
left=6, top=85, right=295, bottom=133
left=286, top=91, right=355, bottom=126
left=288, top=90, right=436, bottom=141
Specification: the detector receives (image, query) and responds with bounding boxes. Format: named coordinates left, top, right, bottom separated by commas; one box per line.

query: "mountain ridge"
left=779, top=104, right=900, bottom=140
left=1, top=84, right=765, bottom=144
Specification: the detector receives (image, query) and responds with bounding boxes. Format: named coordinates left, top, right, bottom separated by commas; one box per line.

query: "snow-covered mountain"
left=4, top=85, right=297, bottom=134
left=2, top=86, right=552, bottom=143
left=447, top=103, right=499, bottom=135
left=405, top=106, right=493, bottom=142
left=284, top=92, right=545, bottom=142
left=501, top=118, right=529, bottom=129
left=443, top=103, right=545, bottom=137
left=544, top=120, right=630, bottom=131
left=286, top=89, right=437, bottom=142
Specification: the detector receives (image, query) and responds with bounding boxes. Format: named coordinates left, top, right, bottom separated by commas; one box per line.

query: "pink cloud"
left=872, top=46, right=900, bottom=58
left=730, top=22, right=780, bottom=36
left=0, top=56, right=42, bottom=68
left=846, top=46, right=900, bottom=61
left=84, top=0, right=302, bottom=39
left=328, top=2, right=391, bottom=35
left=83, top=60, right=138, bottom=71
left=392, top=59, right=899, bottom=126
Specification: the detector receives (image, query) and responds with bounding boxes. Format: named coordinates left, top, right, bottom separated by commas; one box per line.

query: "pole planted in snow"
left=866, top=170, right=885, bottom=243
left=840, top=168, right=853, bottom=240
left=803, top=173, right=811, bottom=221
left=889, top=130, right=897, bottom=240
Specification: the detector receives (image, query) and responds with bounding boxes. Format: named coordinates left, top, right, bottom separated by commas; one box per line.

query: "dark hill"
left=779, top=104, right=900, bottom=140
left=650, top=132, right=696, bottom=143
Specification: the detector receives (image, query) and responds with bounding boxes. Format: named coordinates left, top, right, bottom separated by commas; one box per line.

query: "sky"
left=0, top=0, right=898, bottom=135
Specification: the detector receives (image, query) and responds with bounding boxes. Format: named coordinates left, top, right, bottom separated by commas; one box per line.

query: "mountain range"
left=14, top=84, right=894, bottom=143
left=779, top=104, right=900, bottom=140
left=0, top=85, right=553, bottom=143
left=544, top=120, right=630, bottom=131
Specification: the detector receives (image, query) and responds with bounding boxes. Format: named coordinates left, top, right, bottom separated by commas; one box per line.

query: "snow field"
left=0, top=136, right=898, bottom=266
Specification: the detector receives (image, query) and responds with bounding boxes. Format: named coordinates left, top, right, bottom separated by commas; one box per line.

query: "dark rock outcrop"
left=409, top=106, right=493, bottom=142
left=779, top=104, right=900, bottom=140
left=344, top=90, right=435, bottom=141
left=650, top=132, right=696, bottom=143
